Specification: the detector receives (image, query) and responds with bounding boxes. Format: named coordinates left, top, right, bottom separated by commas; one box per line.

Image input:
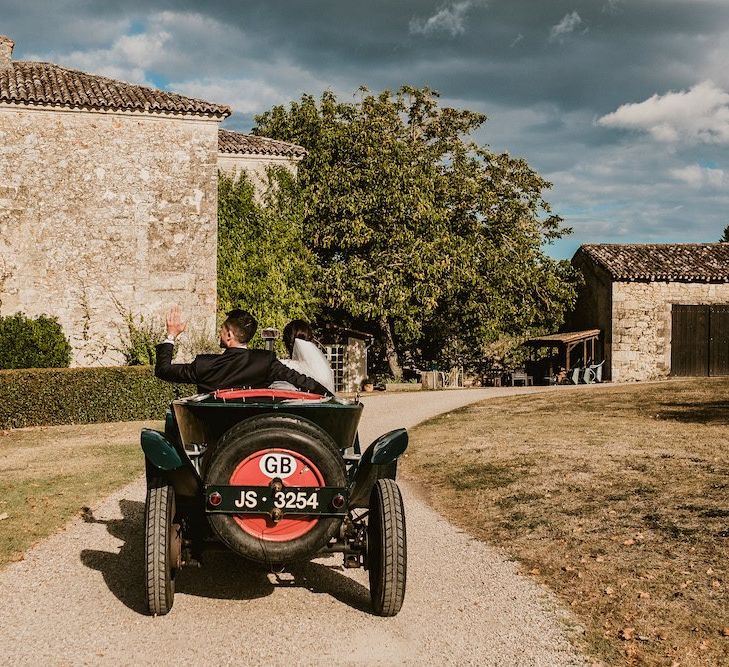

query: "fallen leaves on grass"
left=405, top=378, right=729, bottom=666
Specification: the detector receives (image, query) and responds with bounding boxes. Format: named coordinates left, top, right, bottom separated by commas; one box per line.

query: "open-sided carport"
left=524, top=329, right=601, bottom=384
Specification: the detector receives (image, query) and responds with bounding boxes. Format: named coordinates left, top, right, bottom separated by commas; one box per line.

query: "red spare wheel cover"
left=214, top=388, right=324, bottom=401
left=229, top=448, right=324, bottom=542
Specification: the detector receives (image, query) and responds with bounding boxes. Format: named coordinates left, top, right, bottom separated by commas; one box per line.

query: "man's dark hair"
left=224, top=309, right=257, bottom=344
left=283, top=319, right=313, bottom=356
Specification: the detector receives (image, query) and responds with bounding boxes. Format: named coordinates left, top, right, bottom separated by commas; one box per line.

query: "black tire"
left=144, top=477, right=179, bottom=616
left=368, top=479, right=407, bottom=616
left=205, top=413, right=346, bottom=565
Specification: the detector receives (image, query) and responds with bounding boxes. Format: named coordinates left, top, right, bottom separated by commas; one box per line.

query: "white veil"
left=292, top=339, right=336, bottom=394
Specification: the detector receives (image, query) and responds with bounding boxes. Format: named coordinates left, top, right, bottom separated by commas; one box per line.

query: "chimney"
left=0, top=36, right=14, bottom=69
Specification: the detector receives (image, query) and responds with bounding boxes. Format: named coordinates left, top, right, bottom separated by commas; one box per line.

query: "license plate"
left=205, top=485, right=347, bottom=516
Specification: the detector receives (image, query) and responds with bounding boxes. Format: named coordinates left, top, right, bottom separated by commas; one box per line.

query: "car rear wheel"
left=368, top=478, right=407, bottom=616
left=144, top=477, right=180, bottom=616
left=205, top=414, right=346, bottom=565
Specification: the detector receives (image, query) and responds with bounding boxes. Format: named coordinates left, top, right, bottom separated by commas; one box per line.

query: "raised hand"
left=165, top=306, right=188, bottom=338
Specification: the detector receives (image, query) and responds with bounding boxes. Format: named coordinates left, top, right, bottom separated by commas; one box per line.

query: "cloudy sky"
left=4, top=0, right=729, bottom=258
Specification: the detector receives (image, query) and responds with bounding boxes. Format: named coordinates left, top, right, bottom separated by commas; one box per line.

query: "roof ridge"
left=577, top=243, right=729, bottom=282
left=218, top=128, right=306, bottom=158
left=581, top=242, right=726, bottom=247
left=2, top=60, right=231, bottom=118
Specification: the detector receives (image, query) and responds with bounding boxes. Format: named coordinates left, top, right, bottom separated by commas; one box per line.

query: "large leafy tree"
left=255, top=87, right=576, bottom=376
left=217, top=168, right=318, bottom=346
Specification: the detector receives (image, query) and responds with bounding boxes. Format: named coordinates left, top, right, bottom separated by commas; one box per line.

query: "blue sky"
left=4, top=0, right=729, bottom=258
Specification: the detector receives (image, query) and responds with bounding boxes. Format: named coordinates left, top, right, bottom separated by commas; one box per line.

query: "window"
left=324, top=345, right=346, bottom=392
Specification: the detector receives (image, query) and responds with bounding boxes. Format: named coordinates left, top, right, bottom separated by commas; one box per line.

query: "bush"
left=0, top=366, right=195, bottom=430
left=0, top=313, right=72, bottom=369
left=115, top=310, right=166, bottom=366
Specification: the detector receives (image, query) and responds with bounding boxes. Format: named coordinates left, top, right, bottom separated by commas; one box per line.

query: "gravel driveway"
left=0, top=387, right=587, bottom=666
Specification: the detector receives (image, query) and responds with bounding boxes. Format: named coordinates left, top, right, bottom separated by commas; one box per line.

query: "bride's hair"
left=283, top=319, right=313, bottom=356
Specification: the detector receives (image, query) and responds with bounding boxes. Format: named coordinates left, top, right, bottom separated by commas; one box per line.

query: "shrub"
left=0, top=313, right=72, bottom=369
left=176, top=324, right=221, bottom=362
left=0, top=366, right=195, bottom=430
left=113, top=308, right=167, bottom=366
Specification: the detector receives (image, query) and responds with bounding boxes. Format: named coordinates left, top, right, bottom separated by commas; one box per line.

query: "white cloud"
left=27, top=11, right=247, bottom=86
left=670, top=164, right=726, bottom=188
left=22, top=9, right=344, bottom=119
left=171, top=60, right=334, bottom=116
left=56, top=31, right=173, bottom=86
left=549, top=11, right=583, bottom=42
left=597, top=81, right=729, bottom=144
left=409, top=1, right=478, bottom=37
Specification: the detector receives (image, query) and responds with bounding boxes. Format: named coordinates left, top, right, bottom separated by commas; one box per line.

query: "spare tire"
left=205, top=413, right=346, bottom=565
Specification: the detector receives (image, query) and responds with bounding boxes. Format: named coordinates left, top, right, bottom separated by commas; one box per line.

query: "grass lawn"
left=0, top=420, right=157, bottom=569
left=402, top=379, right=729, bottom=667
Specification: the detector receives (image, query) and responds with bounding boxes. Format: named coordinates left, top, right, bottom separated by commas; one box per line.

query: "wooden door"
left=709, top=305, right=729, bottom=376
left=671, top=305, right=709, bottom=376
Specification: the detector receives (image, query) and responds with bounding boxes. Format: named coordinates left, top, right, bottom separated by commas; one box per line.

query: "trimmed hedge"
left=0, top=366, right=195, bottom=430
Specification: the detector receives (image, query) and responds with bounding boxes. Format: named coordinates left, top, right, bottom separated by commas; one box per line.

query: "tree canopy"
left=254, top=87, right=577, bottom=376
left=217, top=168, right=318, bottom=348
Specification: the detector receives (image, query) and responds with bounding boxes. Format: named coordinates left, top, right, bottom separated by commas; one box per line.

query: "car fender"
left=348, top=428, right=408, bottom=507
left=141, top=429, right=184, bottom=470
left=141, top=428, right=200, bottom=497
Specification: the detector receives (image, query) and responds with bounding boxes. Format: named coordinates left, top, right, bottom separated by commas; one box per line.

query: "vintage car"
left=140, top=388, right=408, bottom=617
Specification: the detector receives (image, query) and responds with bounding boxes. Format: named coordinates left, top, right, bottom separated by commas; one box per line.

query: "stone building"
left=318, top=325, right=372, bottom=393
left=571, top=243, right=729, bottom=381
left=218, top=129, right=305, bottom=189
left=0, top=35, right=232, bottom=365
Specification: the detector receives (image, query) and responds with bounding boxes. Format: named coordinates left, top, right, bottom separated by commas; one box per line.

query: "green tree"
left=217, top=168, right=318, bottom=346
left=720, top=225, right=729, bottom=242
left=255, top=87, right=577, bottom=375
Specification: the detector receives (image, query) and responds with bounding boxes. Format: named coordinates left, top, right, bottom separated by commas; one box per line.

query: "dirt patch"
left=0, top=420, right=159, bottom=568
left=402, top=379, right=729, bottom=666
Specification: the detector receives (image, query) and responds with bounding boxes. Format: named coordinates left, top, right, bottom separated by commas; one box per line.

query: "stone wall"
left=344, top=337, right=368, bottom=393
left=217, top=154, right=299, bottom=197
left=569, top=254, right=613, bottom=377
left=611, top=281, right=729, bottom=381
left=0, top=104, right=220, bottom=366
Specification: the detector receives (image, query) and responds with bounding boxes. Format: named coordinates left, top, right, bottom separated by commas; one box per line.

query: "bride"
left=270, top=319, right=336, bottom=394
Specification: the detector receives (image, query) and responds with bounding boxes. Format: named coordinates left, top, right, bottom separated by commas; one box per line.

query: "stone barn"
left=318, top=325, right=372, bottom=394
left=0, top=35, right=230, bottom=365
left=571, top=243, right=729, bottom=381
left=217, top=129, right=305, bottom=188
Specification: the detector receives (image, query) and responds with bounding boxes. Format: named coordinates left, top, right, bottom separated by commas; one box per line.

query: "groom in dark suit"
left=155, top=306, right=332, bottom=396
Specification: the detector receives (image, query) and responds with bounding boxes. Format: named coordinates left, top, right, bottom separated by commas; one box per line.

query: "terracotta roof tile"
left=218, top=129, right=306, bottom=158
left=0, top=60, right=230, bottom=118
left=577, top=243, right=729, bottom=282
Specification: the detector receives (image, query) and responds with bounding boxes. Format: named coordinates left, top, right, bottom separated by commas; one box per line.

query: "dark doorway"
left=671, top=304, right=729, bottom=376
